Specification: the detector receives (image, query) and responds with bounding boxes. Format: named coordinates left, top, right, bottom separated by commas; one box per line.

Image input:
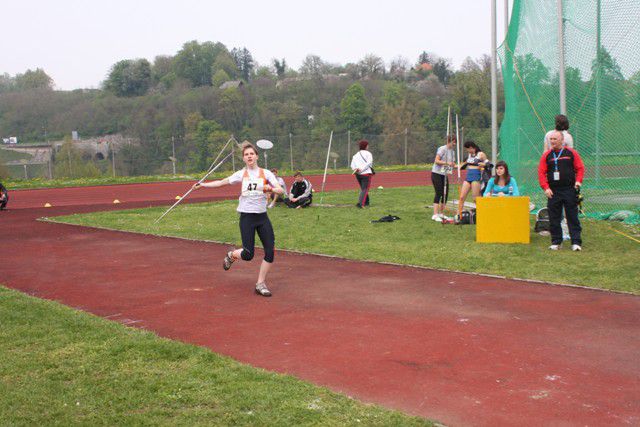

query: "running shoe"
left=255, top=282, right=272, bottom=297
left=223, top=251, right=235, bottom=270
left=549, top=244, right=561, bottom=250
left=571, top=244, right=582, bottom=251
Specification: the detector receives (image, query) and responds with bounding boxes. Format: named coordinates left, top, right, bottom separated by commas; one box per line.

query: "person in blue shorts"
left=457, top=140, right=489, bottom=216
left=483, top=161, right=519, bottom=196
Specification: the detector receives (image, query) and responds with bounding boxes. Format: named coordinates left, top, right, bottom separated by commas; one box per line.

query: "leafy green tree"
left=174, top=40, right=227, bottom=87
left=212, top=69, right=231, bottom=87
left=15, top=68, right=53, bottom=90
left=432, top=58, right=453, bottom=86
left=449, top=56, right=503, bottom=129
left=104, top=59, right=152, bottom=97
left=212, top=51, right=239, bottom=79
left=231, top=47, right=254, bottom=81
left=273, top=58, right=287, bottom=79
left=0, top=73, right=16, bottom=93
left=151, top=55, right=174, bottom=84
left=389, top=56, right=410, bottom=81
left=417, top=51, right=433, bottom=66
left=358, top=54, right=385, bottom=79
left=218, top=88, right=247, bottom=132
left=380, top=83, right=425, bottom=163
left=299, top=54, right=328, bottom=77
left=340, top=82, right=373, bottom=136
left=53, top=140, right=101, bottom=178
left=190, top=119, right=230, bottom=171
left=516, top=53, right=550, bottom=86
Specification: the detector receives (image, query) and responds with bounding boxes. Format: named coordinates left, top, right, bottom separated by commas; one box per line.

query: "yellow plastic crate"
left=475, top=196, right=530, bottom=244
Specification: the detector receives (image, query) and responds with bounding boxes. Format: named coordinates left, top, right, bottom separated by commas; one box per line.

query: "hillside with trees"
left=0, top=40, right=503, bottom=177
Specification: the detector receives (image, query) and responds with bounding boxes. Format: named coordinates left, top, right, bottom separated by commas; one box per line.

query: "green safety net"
left=498, top=0, right=640, bottom=219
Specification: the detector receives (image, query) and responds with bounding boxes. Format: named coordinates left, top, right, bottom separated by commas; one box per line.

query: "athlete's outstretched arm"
left=193, top=178, right=230, bottom=190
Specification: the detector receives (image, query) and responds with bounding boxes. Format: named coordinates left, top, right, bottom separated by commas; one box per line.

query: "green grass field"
left=54, top=186, right=640, bottom=293
left=0, top=287, right=431, bottom=426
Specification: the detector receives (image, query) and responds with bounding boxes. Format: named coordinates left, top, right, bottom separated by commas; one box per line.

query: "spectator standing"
left=431, top=135, right=456, bottom=221
left=544, top=114, right=574, bottom=151
left=350, top=140, right=374, bottom=208
left=538, top=131, right=585, bottom=251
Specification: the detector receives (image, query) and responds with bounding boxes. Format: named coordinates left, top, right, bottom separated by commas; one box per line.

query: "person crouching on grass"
left=285, top=171, right=313, bottom=209
left=192, top=141, right=284, bottom=297
left=267, top=168, right=287, bottom=208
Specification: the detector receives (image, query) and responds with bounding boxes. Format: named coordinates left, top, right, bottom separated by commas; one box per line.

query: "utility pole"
left=491, top=0, right=498, bottom=165
left=347, top=130, right=351, bottom=167
left=504, top=0, right=509, bottom=36
left=171, top=136, right=176, bottom=175
left=289, top=132, right=293, bottom=171
left=558, top=0, right=567, bottom=114
left=111, top=142, right=116, bottom=177
left=404, top=128, right=408, bottom=166
left=595, top=0, right=602, bottom=183
left=44, top=121, right=52, bottom=179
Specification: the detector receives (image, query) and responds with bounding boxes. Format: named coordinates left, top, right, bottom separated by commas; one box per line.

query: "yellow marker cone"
left=175, top=195, right=181, bottom=200
left=113, top=199, right=120, bottom=204
left=44, top=203, right=52, bottom=208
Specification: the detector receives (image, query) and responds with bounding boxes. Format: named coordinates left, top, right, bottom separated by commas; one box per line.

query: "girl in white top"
left=543, top=114, right=574, bottom=151
left=431, top=135, right=456, bottom=221
left=192, top=142, right=284, bottom=297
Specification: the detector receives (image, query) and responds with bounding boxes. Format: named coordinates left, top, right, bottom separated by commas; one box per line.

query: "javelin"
left=317, top=131, right=333, bottom=220
left=456, top=114, right=461, bottom=179
left=446, top=105, right=451, bottom=140
left=320, top=131, right=333, bottom=197
left=154, top=140, right=237, bottom=224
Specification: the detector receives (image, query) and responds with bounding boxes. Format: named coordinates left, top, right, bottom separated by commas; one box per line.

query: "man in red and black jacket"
left=538, top=131, right=585, bottom=251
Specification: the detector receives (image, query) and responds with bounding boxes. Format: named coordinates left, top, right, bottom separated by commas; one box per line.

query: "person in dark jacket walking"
left=538, top=131, right=585, bottom=251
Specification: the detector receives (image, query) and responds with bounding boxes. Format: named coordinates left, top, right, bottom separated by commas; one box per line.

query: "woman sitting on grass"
left=483, top=161, right=519, bottom=196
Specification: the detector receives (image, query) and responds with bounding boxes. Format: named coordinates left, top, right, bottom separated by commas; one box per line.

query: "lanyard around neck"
left=552, top=148, right=564, bottom=171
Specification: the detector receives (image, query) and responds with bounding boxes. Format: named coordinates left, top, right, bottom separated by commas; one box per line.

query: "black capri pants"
left=239, top=212, right=275, bottom=263
left=431, top=172, right=449, bottom=204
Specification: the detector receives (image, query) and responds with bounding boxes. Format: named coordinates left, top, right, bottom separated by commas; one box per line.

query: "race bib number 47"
left=242, top=177, right=265, bottom=196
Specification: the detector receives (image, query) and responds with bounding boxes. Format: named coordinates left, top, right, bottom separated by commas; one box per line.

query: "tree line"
left=0, top=40, right=505, bottom=176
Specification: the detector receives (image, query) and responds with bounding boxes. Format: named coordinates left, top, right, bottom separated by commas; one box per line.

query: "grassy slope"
left=0, top=287, right=431, bottom=426
left=55, top=186, right=640, bottom=293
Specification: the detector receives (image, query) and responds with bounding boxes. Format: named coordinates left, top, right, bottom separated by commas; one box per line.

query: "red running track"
left=3, top=173, right=640, bottom=426
left=9, top=171, right=432, bottom=209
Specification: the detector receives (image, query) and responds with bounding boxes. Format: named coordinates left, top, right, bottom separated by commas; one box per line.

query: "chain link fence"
left=2, top=127, right=493, bottom=180
left=499, top=0, right=640, bottom=218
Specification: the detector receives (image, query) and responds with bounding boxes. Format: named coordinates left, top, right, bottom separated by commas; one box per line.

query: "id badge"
left=553, top=171, right=560, bottom=181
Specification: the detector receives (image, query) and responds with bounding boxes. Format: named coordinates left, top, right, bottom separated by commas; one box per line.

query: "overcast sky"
left=3, top=0, right=511, bottom=90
